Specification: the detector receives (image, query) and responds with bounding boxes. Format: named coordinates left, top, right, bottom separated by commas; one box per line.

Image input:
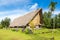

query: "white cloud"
left=0, top=9, right=27, bottom=15
left=54, top=11, right=60, bottom=15
left=30, top=3, right=38, bottom=10
left=0, top=0, right=30, bottom=6
left=2, top=14, right=22, bottom=22
left=0, top=9, right=29, bottom=22
left=0, top=14, right=21, bottom=22
left=43, top=9, right=49, bottom=12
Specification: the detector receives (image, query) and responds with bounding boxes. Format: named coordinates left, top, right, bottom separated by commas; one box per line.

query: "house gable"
left=29, top=12, right=40, bottom=27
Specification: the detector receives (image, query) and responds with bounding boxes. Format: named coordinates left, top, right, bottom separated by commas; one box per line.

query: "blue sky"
left=0, top=0, right=60, bottom=21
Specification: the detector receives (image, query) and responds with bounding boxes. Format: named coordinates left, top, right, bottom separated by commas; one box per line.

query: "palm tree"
left=49, top=0, right=57, bottom=29
left=49, top=0, right=57, bottom=39
left=49, top=1, right=57, bottom=12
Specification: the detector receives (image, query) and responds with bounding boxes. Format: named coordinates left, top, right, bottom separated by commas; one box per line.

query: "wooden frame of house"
left=9, top=8, right=43, bottom=28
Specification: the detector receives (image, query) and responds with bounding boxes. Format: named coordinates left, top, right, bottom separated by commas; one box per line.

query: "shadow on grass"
left=27, top=34, right=52, bottom=40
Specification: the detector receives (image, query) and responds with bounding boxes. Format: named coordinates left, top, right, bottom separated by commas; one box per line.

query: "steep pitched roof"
left=10, top=8, right=42, bottom=27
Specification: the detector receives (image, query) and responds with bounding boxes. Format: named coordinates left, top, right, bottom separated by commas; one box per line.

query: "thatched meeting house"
left=9, top=8, right=43, bottom=28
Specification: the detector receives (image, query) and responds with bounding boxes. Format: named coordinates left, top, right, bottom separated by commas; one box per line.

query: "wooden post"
left=22, top=26, right=26, bottom=32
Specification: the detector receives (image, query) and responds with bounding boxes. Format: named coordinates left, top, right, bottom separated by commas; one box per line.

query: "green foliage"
left=54, top=15, right=58, bottom=28
left=57, top=13, right=60, bottom=28
left=43, top=1, right=58, bottom=29
left=1, top=20, right=5, bottom=28
left=0, top=24, right=3, bottom=29
left=25, top=28, right=33, bottom=34
left=43, top=12, right=60, bottom=28
left=51, top=13, right=60, bottom=28
left=49, top=1, right=57, bottom=12
left=43, top=12, right=52, bottom=28
left=1, top=17, right=10, bottom=28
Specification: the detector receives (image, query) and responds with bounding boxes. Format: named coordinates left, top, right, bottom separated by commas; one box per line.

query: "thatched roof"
left=10, top=8, right=42, bottom=27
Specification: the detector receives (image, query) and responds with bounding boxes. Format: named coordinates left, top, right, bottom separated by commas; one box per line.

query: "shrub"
left=1, top=17, right=10, bottom=28
left=11, top=28, right=19, bottom=32
left=25, top=28, right=33, bottom=34
left=0, top=24, right=3, bottom=29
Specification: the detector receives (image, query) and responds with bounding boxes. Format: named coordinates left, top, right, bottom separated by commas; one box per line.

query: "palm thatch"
left=9, top=8, right=42, bottom=28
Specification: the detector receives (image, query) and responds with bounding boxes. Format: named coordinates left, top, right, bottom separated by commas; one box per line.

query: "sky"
left=0, top=0, right=60, bottom=21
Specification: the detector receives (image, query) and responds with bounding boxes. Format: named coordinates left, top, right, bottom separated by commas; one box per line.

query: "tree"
left=43, top=12, right=47, bottom=27
left=43, top=12, right=52, bottom=28
left=1, top=20, right=5, bottom=28
left=57, top=13, right=60, bottom=28
left=49, top=0, right=57, bottom=29
left=43, top=0, right=57, bottom=29
left=48, top=0, right=57, bottom=39
left=1, top=17, right=11, bottom=28
left=54, top=15, right=58, bottom=28
left=49, top=1, right=57, bottom=12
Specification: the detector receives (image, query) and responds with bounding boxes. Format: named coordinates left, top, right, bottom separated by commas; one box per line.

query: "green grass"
left=0, top=29, right=31, bottom=40
left=0, top=28, right=60, bottom=40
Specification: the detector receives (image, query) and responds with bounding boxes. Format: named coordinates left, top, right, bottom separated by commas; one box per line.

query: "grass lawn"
left=0, top=28, right=60, bottom=40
